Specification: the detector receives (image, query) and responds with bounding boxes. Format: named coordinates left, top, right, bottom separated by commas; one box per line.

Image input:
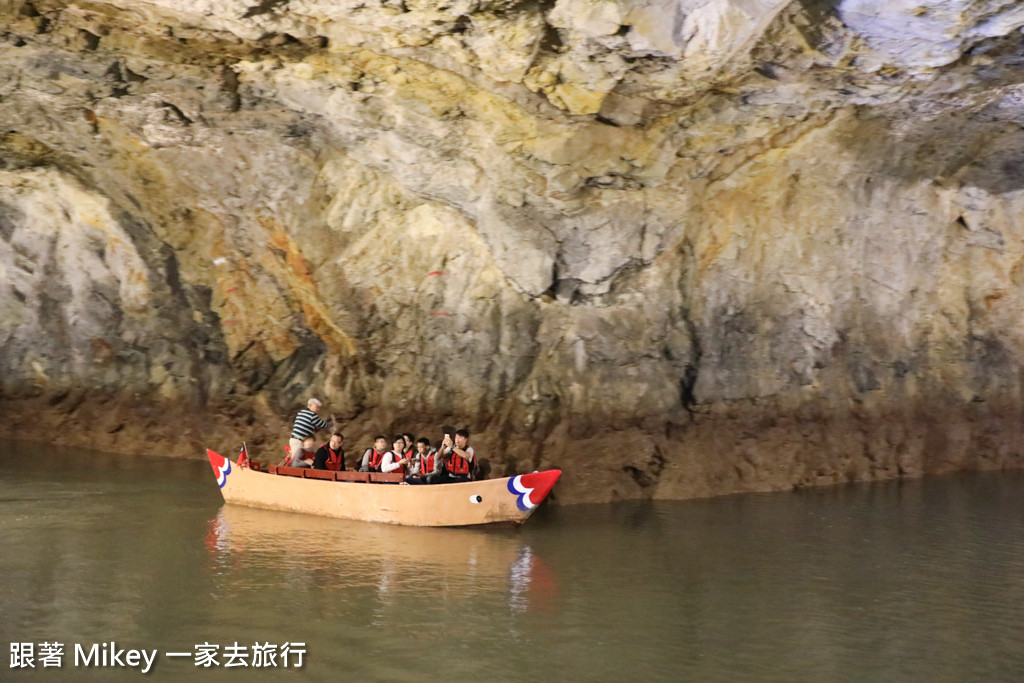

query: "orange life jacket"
left=365, top=448, right=385, bottom=472
left=446, top=448, right=471, bottom=475
left=387, top=451, right=407, bottom=476
left=418, top=451, right=435, bottom=476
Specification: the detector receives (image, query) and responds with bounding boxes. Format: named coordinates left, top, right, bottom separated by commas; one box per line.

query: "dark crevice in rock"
left=679, top=363, right=698, bottom=413
left=235, top=347, right=276, bottom=393
left=0, top=200, right=23, bottom=241
left=242, top=0, right=288, bottom=19
left=220, top=65, right=241, bottom=112
left=451, top=15, right=470, bottom=34
left=849, top=355, right=880, bottom=394
left=623, top=446, right=665, bottom=488
left=273, top=334, right=329, bottom=403
left=676, top=238, right=702, bottom=413
left=160, top=101, right=193, bottom=125
left=259, top=32, right=300, bottom=46
left=124, top=65, right=147, bottom=83
left=78, top=29, right=99, bottom=50
left=47, top=390, right=69, bottom=406
left=162, top=248, right=184, bottom=302
left=538, top=22, right=563, bottom=54
left=18, top=2, right=40, bottom=18
left=554, top=277, right=581, bottom=305
left=753, top=62, right=781, bottom=80
left=104, top=61, right=124, bottom=82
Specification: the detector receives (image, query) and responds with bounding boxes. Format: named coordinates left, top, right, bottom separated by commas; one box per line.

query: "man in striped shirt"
left=288, top=398, right=334, bottom=467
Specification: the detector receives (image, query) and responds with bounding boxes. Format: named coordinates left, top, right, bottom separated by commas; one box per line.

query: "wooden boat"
left=206, top=448, right=561, bottom=527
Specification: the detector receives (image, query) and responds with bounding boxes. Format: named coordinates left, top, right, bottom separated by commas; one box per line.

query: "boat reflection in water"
left=204, top=503, right=558, bottom=612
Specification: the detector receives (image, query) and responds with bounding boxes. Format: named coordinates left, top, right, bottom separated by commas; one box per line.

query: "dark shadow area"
left=843, top=30, right=1024, bottom=194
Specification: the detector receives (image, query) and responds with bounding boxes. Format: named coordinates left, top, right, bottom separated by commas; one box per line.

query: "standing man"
left=289, top=398, right=334, bottom=467
left=429, top=428, right=475, bottom=484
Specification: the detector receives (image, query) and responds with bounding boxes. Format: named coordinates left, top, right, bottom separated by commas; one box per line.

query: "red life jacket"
left=365, top=448, right=385, bottom=472
left=446, top=447, right=472, bottom=475
left=322, top=444, right=345, bottom=471
left=418, top=451, right=435, bottom=476
left=387, top=451, right=407, bottom=476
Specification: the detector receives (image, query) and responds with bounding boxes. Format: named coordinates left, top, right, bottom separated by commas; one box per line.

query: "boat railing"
left=266, top=465, right=404, bottom=484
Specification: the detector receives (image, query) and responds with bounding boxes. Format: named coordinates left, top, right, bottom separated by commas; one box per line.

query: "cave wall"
left=3, top=0, right=1024, bottom=502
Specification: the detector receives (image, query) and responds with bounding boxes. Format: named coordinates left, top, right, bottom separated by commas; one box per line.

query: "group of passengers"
left=284, top=398, right=476, bottom=485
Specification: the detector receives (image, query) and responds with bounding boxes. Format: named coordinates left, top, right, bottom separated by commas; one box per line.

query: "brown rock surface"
left=3, top=0, right=1024, bottom=503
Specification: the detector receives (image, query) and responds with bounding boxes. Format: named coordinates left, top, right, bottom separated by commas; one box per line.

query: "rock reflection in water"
left=203, top=504, right=558, bottom=613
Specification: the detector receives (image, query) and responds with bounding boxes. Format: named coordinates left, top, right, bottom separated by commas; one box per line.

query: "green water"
left=2, top=440, right=1024, bottom=681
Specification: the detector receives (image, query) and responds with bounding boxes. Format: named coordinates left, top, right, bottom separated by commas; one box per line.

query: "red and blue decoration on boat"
left=507, top=471, right=559, bottom=511
left=207, top=449, right=232, bottom=489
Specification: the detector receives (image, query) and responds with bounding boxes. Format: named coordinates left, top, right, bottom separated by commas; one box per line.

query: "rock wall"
left=3, top=0, right=1024, bottom=502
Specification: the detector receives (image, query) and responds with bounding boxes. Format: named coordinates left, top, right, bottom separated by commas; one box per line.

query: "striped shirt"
left=290, top=408, right=331, bottom=440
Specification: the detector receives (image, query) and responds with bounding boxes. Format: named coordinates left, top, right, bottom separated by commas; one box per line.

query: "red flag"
left=238, top=443, right=249, bottom=468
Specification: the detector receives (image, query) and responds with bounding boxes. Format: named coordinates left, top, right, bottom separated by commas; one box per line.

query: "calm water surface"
left=2, top=440, right=1024, bottom=681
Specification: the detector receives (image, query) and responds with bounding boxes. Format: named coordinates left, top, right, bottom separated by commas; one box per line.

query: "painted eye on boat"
left=469, top=494, right=482, bottom=504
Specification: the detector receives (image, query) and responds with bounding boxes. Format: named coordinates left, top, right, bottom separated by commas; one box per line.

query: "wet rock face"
left=3, top=0, right=1024, bottom=503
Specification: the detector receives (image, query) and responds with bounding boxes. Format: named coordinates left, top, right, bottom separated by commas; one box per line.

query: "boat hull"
left=207, top=449, right=560, bottom=527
